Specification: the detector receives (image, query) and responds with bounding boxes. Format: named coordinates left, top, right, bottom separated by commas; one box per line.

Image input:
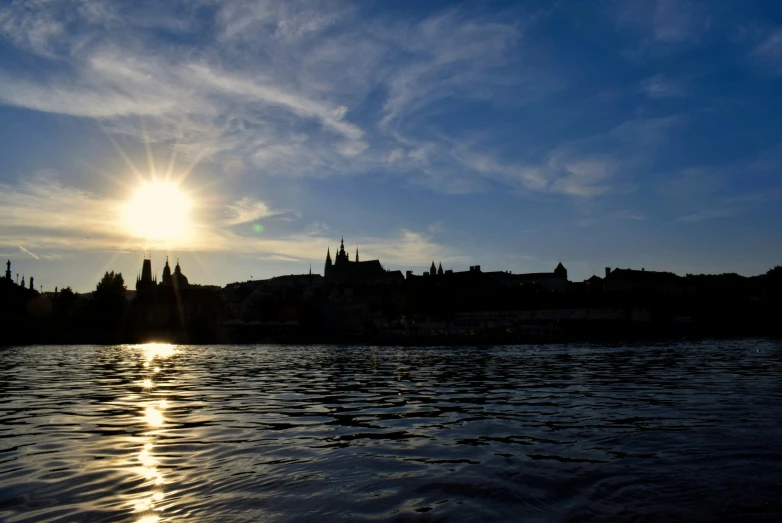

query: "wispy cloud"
left=576, top=211, right=645, bottom=228
left=751, top=29, right=782, bottom=74
left=649, top=0, right=710, bottom=44
left=0, top=0, right=564, bottom=197
left=379, top=10, right=524, bottom=129
left=447, top=114, right=686, bottom=198
left=18, top=245, right=39, bottom=260
left=675, top=207, right=742, bottom=223
left=641, top=73, right=687, bottom=98
left=0, top=173, right=453, bottom=266
left=610, top=0, right=711, bottom=61
left=223, top=197, right=279, bottom=226
left=663, top=151, right=782, bottom=224
left=0, top=172, right=124, bottom=250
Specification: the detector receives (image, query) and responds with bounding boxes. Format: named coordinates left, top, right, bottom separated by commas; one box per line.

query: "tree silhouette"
left=58, top=286, right=77, bottom=312
left=92, top=272, right=127, bottom=329
left=95, top=271, right=126, bottom=299
left=765, top=266, right=782, bottom=304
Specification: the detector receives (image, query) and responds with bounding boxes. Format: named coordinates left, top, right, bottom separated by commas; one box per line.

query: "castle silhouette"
left=323, top=237, right=568, bottom=289
left=324, top=237, right=404, bottom=283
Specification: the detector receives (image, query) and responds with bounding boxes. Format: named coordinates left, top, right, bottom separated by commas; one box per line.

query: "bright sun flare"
left=124, top=181, right=192, bottom=241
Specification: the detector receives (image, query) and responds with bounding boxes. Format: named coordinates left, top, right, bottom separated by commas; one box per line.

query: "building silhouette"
left=135, top=257, right=157, bottom=294
left=160, top=258, right=189, bottom=289
left=603, top=267, right=686, bottom=295
left=129, top=256, right=220, bottom=341
left=480, top=262, right=569, bottom=291
left=324, top=237, right=403, bottom=283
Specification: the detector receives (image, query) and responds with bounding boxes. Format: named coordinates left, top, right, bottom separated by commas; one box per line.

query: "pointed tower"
left=429, top=261, right=436, bottom=276
left=356, top=247, right=359, bottom=263
left=325, top=247, right=333, bottom=278
left=21, top=274, right=25, bottom=287
left=554, top=262, right=567, bottom=280
left=141, top=258, right=152, bottom=282
left=161, top=257, right=173, bottom=286
left=337, top=237, right=347, bottom=264
left=136, top=256, right=156, bottom=293
left=5, top=260, right=10, bottom=281
left=29, top=276, right=34, bottom=290
left=172, top=259, right=189, bottom=288
left=437, top=262, right=443, bottom=276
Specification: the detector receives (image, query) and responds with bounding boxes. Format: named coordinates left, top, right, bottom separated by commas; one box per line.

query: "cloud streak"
left=0, top=173, right=452, bottom=267
left=18, top=245, right=39, bottom=260
left=0, top=0, right=566, bottom=197
left=751, top=29, right=782, bottom=74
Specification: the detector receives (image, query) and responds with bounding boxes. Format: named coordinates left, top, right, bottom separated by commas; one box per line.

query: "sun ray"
left=164, top=145, right=179, bottom=183
left=99, top=122, right=145, bottom=185
left=141, top=118, right=158, bottom=178
left=188, top=251, right=221, bottom=287
left=172, top=145, right=209, bottom=186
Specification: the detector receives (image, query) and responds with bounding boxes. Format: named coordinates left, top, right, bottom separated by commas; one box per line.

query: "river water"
left=1, top=340, right=781, bottom=522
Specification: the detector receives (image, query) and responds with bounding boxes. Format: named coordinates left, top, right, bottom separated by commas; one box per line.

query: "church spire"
left=162, top=256, right=173, bottom=286
left=430, top=261, right=436, bottom=276
left=356, top=246, right=359, bottom=263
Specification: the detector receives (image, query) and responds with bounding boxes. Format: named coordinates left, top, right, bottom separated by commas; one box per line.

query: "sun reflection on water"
left=143, top=343, right=177, bottom=362
left=132, top=343, right=178, bottom=522
left=144, top=406, right=164, bottom=428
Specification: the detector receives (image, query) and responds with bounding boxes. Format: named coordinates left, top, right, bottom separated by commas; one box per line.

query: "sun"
left=124, top=180, right=192, bottom=241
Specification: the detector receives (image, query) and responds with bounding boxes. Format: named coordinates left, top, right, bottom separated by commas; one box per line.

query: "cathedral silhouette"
left=324, top=238, right=403, bottom=284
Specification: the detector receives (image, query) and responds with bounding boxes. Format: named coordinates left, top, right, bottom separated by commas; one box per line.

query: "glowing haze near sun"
left=124, top=180, right=192, bottom=241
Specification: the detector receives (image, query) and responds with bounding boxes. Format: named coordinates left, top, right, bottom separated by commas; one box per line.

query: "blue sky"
left=1, top=0, right=781, bottom=292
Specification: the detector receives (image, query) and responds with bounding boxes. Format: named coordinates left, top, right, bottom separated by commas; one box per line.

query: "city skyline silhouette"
left=0, top=1, right=781, bottom=293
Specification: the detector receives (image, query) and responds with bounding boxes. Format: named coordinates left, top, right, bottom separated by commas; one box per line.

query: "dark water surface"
left=2, top=341, right=782, bottom=522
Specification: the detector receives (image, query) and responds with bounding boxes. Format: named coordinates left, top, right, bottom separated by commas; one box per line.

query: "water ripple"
left=1, top=340, right=782, bottom=521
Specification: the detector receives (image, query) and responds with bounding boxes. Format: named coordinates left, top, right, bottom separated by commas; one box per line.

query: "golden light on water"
left=132, top=344, right=178, bottom=521
left=145, top=406, right=164, bottom=427
left=139, top=443, right=157, bottom=467
left=143, top=343, right=177, bottom=362
left=123, top=181, right=192, bottom=241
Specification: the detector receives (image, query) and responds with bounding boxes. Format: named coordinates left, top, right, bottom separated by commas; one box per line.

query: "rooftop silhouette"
left=1, top=239, right=780, bottom=346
